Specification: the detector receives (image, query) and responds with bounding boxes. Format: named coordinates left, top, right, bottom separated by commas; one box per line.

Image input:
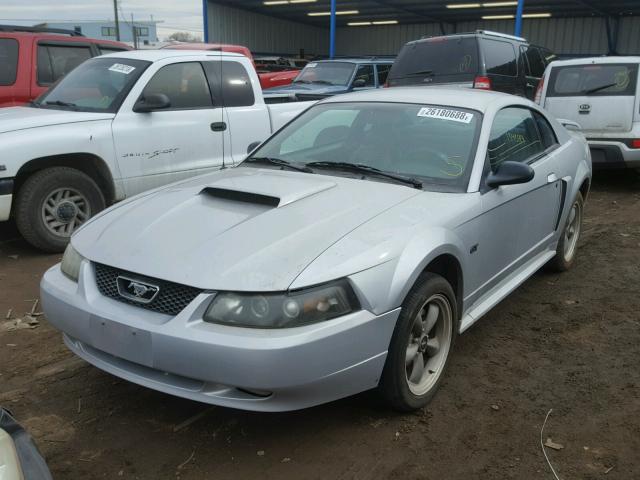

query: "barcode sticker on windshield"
left=307, top=63, right=317, bottom=68
left=108, top=63, right=136, bottom=74
left=417, top=107, right=473, bottom=124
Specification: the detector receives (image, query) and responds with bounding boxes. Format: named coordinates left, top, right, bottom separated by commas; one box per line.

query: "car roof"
left=318, top=86, right=530, bottom=113
left=548, top=56, right=640, bottom=67
left=98, top=49, right=244, bottom=61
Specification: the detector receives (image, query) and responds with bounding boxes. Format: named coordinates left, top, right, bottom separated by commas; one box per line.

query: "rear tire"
left=379, top=273, right=458, bottom=412
left=548, top=191, right=584, bottom=272
left=15, top=167, right=105, bottom=253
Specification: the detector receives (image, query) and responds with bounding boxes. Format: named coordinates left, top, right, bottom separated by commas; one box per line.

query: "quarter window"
left=202, top=61, right=255, bottom=107
left=482, top=39, right=517, bottom=77
left=532, top=111, right=558, bottom=150
left=354, top=64, right=375, bottom=87
left=488, top=107, right=544, bottom=168
left=37, top=44, right=92, bottom=85
left=525, top=46, right=546, bottom=78
left=142, top=62, right=212, bottom=109
left=0, top=38, right=19, bottom=86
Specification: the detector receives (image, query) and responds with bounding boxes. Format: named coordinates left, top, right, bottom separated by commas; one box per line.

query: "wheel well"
left=14, top=154, right=115, bottom=204
left=579, top=178, right=590, bottom=201
left=423, top=254, right=463, bottom=317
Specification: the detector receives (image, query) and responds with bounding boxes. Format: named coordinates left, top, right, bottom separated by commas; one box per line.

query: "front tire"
left=379, top=273, right=458, bottom=412
left=15, top=167, right=105, bottom=253
left=548, top=191, right=584, bottom=272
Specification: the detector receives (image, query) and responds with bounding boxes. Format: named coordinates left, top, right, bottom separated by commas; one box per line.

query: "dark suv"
left=387, top=30, right=555, bottom=100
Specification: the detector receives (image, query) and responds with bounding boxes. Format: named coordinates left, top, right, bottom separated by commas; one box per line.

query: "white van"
left=536, top=56, right=640, bottom=169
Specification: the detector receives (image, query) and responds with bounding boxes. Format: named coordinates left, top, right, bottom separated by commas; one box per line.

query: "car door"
left=111, top=60, right=227, bottom=196
left=463, top=106, right=562, bottom=305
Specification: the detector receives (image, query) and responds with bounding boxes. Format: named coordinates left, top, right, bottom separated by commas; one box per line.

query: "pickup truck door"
left=202, top=60, right=271, bottom=165
left=111, top=60, right=227, bottom=196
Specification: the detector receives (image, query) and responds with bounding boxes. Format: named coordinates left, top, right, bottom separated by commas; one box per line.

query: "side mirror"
left=247, top=141, right=261, bottom=154
left=486, top=161, right=534, bottom=188
left=133, top=93, right=171, bottom=113
left=352, top=78, right=367, bottom=88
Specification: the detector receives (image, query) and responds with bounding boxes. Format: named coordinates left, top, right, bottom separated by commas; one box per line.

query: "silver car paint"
left=41, top=87, right=592, bottom=411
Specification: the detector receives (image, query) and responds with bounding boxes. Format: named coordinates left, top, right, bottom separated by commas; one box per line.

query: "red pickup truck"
left=0, top=25, right=130, bottom=107
left=162, top=42, right=300, bottom=89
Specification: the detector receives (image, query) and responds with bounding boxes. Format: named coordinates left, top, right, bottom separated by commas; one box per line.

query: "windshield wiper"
left=43, top=100, right=78, bottom=110
left=28, top=100, right=41, bottom=108
left=310, top=80, right=333, bottom=85
left=293, top=79, right=311, bottom=84
left=582, top=82, right=617, bottom=94
left=305, top=161, right=422, bottom=189
left=244, top=157, right=314, bottom=173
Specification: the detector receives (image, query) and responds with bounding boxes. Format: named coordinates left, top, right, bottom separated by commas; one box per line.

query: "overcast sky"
left=0, top=0, right=203, bottom=39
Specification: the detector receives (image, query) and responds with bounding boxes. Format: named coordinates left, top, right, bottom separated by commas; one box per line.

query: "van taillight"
left=473, top=76, right=491, bottom=90
left=534, top=77, right=544, bottom=104
left=631, top=139, right=640, bottom=149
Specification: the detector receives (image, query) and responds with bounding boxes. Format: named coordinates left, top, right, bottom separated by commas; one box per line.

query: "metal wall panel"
left=207, top=2, right=327, bottom=55
left=618, top=17, right=640, bottom=55
left=335, top=17, right=639, bottom=56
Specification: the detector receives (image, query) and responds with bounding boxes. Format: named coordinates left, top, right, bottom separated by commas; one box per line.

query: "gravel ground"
left=1, top=171, right=639, bottom=479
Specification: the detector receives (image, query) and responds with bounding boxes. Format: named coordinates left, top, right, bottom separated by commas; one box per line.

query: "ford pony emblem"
left=116, top=276, right=160, bottom=304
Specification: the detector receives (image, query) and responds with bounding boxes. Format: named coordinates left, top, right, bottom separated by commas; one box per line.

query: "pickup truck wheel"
left=379, top=273, right=457, bottom=412
left=15, top=167, right=105, bottom=252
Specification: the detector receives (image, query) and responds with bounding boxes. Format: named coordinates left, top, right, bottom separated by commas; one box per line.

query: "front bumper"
left=40, top=263, right=399, bottom=412
left=587, top=140, right=640, bottom=169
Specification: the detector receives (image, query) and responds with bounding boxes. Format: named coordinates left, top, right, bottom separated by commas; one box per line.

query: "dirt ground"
left=1, top=171, right=639, bottom=479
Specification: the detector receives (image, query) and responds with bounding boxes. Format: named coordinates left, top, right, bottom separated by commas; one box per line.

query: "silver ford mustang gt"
left=41, top=88, right=592, bottom=412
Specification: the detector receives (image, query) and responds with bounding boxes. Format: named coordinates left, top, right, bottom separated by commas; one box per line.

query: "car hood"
left=73, top=167, right=421, bottom=291
left=264, top=83, right=349, bottom=95
left=0, top=107, right=114, bottom=135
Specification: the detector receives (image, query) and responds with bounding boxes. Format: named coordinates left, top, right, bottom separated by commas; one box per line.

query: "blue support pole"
left=329, top=0, right=336, bottom=58
left=203, top=0, right=209, bottom=43
left=514, top=0, right=524, bottom=37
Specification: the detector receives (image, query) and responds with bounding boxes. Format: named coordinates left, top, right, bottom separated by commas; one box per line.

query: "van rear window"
left=389, top=37, right=479, bottom=79
left=0, top=38, right=19, bottom=86
left=547, top=64, right=638, bottom=97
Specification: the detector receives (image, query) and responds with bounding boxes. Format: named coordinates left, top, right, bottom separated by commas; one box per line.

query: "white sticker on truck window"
left=108, top=63, right=136, bottom=74
left=417, top=107, right=473, bottom=124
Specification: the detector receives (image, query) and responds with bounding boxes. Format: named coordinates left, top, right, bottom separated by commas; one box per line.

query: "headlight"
left=203, top=280, right=360, bottom=328
left=60, top=244, right=85, bottom=282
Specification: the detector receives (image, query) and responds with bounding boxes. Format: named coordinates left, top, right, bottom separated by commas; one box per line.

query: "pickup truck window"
left=37, top=44, right=92, bottom=86
left=0, top=38, right=18, bottom=86
left=202, top=61, right=255, bottom=108
left=142, top=62, right=213, bottom=110
left=376, top=64, right=391, bottom=85
left=35, top=57, right=150, bottom=113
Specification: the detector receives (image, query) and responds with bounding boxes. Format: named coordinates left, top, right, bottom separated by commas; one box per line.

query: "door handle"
left=211, top=122, right=227, bottom=132
left=547, top=173, right=558, bottom=183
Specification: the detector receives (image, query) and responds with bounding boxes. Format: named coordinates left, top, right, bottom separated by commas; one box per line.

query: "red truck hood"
left=258, top=70, right=299, bottom=89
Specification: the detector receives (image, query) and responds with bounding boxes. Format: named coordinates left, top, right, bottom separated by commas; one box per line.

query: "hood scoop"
left=201, top=171, right=337, bottom=208
left=201, top=187, right=280, bottom=207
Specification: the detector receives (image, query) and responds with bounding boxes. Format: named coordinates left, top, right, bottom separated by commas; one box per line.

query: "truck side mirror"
left=486, top=161, right=534, bottom=188
left=133, top=93, right=171, bottom=113
left=352, top=78, right=367, bottom=88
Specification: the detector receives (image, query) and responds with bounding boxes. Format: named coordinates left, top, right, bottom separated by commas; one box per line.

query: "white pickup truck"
left=0, top=50, right=313, bottom=251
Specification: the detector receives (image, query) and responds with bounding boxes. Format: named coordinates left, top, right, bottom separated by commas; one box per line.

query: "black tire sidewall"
left=380, top=272, right=458, bottom=411
left=15, top=167, right=105, bottom=252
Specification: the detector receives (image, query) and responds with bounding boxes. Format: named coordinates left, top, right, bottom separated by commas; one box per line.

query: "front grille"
left=94, top=263, right=203, bottom=316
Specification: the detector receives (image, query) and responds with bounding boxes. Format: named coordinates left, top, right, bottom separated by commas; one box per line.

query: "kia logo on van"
left=579, top=104, right=591, bottom=112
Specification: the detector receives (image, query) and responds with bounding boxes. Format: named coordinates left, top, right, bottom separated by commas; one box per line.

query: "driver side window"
left=353, top=65, right=375, bottom=87
left=142, top=62, right=212, bottom=110
left=488, top=107, right=544, bottom=169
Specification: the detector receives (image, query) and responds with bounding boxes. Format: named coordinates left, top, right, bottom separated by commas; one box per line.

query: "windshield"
left=34, top=57, right=151, bottom=113
left=294, top=62, right=355, bottom=86
left=389, top=37, right=479, bottom=83
left=245, top=102, right=482, bottom=192
left=547, top=63, right=639, bottom=97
